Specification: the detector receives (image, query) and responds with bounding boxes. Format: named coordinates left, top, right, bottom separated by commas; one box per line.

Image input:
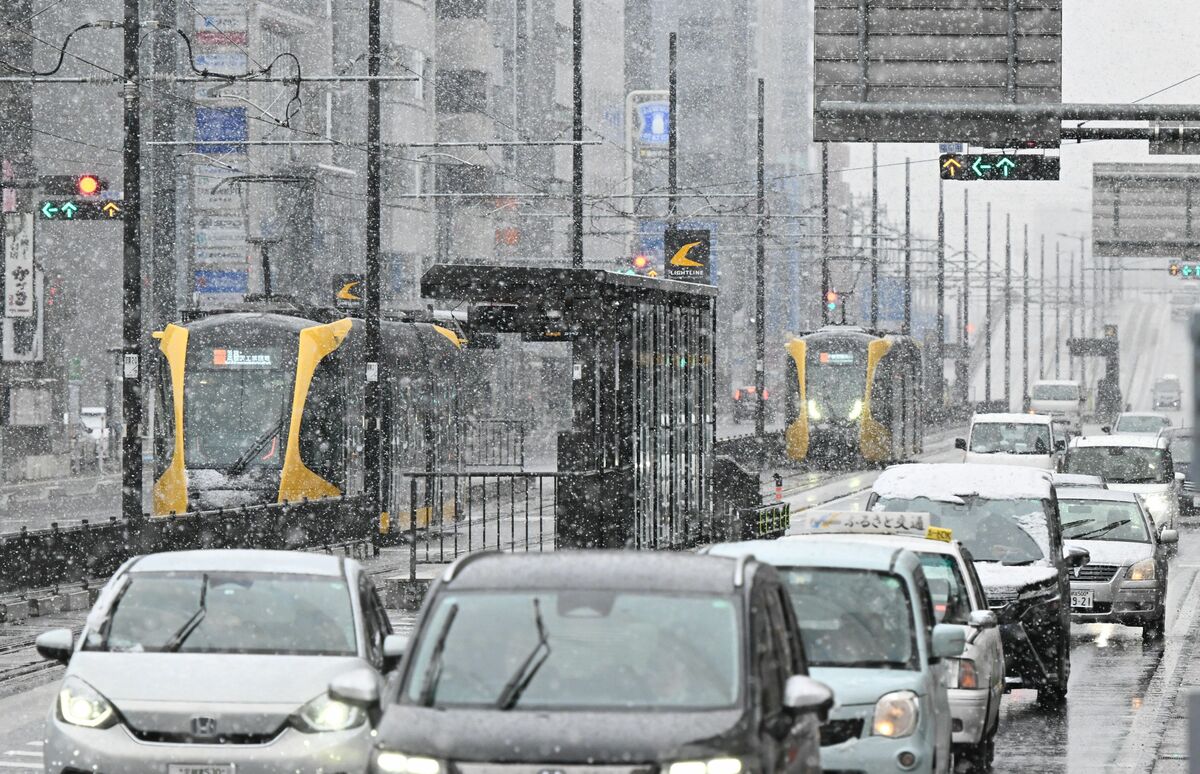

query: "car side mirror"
left=783, top=675, right=834, bottom=723
left=931, top=623, right=966, bottom=659
left=955, top=438, right=967, bottom=450
left=382, top=634, right=407, bottom=670
left=1064, top=545, right=1091, bottom=569
left=1101, top=426, right=1111, bottom=434
left=1055, top=440, right=1066, bottom=452
left=1160, top=528, right=1179, bottom=545
left=35, top=629, right=73, bottom=664
left=968, top=610, right=998, bottom=630
left=328, top=668, right=380, bottom=706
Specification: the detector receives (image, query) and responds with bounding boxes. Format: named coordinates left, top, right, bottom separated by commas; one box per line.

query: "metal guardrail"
left=459, top=419, right=527, bottom=468
left=0, top=495, right=373, bottom=595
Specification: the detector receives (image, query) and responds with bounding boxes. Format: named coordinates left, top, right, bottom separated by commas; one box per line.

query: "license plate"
left=168, top=766, right=234, bottom=774
left=1071, top=590, right=1093, bottom=610
left=1192, top=495, right=1200, bottom=508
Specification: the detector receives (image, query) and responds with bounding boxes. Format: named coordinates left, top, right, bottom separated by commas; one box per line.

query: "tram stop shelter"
left=421, top=264, right=717, bottom=550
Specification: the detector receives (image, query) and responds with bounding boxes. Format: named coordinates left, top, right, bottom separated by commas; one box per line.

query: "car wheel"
left=956, top=738, right=995, bottom=772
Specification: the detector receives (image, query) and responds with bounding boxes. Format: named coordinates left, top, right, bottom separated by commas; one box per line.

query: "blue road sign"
left=194, top=269, right=248, bottom=294
left=637, top=101, right=670, bottom=146
left=195, top=107, right=248, bottom=155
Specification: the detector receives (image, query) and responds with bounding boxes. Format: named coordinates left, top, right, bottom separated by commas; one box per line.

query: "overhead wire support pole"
left=935, top=175, right=945, bottom=416
left=961, top=189, right=969, bottom=406
left=1004, top=215, right=1012, bottom=411
left=570, top=0, right=583, bottom=267
left=870, top=143, right=879, bottom=329
left=1055, top=242, right=1062, bottom=379
left=121, top=0, right=143, bottom=523
left=668, top=33, right=678, bottom=227
left=364, top=0, right=385, bottom=531
left=821, top=144, right=830, bottom=325
left=1069, top=249, right=1076, bottom=380
left=1022, top=225, right=1030, bottom=410
left=1039, top=235, right=1046, bottom=380
left=754, top=79, right=766, bottom=440
left=985, top=204, right=992, bottom=403
left=903, top=157, right=911, bottom=335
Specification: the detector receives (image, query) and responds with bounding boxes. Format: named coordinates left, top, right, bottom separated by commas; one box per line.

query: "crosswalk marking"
left=3, top=751, right=39, bottom=757
left=0, top=761, right=40, bottom=770
left=21, top=743, right=39, bottom=748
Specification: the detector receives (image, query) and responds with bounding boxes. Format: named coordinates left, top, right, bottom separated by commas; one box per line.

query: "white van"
left=1030, top=380, right=1085, bottom=436
left=956, top=413, right=1064, bottom=471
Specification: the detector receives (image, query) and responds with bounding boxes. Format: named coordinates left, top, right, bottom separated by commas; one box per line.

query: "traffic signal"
left=825, top=290, right=840, bottom=312
left=628, top=253, right=653, bottom=275
left=75, top=174, right=103, bottom=197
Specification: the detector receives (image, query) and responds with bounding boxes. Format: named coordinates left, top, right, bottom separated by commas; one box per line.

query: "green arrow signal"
left=61, top=202, right=78, bottom=219
left=971, top=157, right=992, bottom=177
left=996, top=157, right=1017, bottom=177
left=40, top=202, right=58, bottom=219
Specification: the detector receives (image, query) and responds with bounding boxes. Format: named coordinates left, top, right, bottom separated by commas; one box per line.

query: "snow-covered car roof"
left=872, top=463, right=1054, bottom=503
left=1070, top=434, right=1167, bottom=449
left=1052, top=473, right=1106, bottom=488
left=784, top=531, right=962, bottom=559
left=971, top=412, right=1054, bottom=425
left=1117, top=412, right=1172, bottom=420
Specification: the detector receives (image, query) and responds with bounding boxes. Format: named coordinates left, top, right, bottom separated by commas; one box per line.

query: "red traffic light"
left=825, top=290, right=839, bottom=303
left=75, top=174, right=102, bottom=197
left=632, top=254, right=651, bottom=271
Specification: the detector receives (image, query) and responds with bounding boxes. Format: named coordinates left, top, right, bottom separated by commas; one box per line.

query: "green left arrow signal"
left=40, top=202, right=58, bottom=219
left=971, top=157, right=992, bottom=177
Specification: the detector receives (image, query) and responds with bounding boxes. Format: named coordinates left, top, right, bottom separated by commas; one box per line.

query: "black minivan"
left=364, top=551, right=834, bottom=774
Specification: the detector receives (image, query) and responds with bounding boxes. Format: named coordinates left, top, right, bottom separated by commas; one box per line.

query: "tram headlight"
left=807, top=400, right=822, bottom=420
left=847, top=399, right=864, bottom=420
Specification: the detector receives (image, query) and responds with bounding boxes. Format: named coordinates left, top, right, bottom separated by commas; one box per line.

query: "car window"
left=874, top=496, right=1051, bottom=564
left=1115, top=415, right=1170, bottom=432
left=1168, top=437, right=1192, bottom=465
left=764, top=585, right=797, bottom=675
left=918, top=553, right=973, bottom=624
left=957, top=546, right=989, bottom=610
left=969, top=422, right=1051, bottom=455
left=1032, top=384, right=1080, bottom=401
left=753, top=587, right=785, bottom=713
left=1066, top=446, right=1169, bottom=484
left=360, top=576, right=391, bottom=667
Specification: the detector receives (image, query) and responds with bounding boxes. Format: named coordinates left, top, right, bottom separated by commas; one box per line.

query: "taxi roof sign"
left=791, top=510, right=950, bottom=543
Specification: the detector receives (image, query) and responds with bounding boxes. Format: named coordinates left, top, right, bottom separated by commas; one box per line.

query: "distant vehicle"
left=1028, top=380, right=1084, bottom=436
left=1109, top=412, right=1172, bottom=436
left=374, top=552, right=832, bottom=774
left=709, top=529, right=965, bottom=774
left=784, top=326, right=924, bottom=465
left=731, top=384, right=769, bottom=421
left=956, top=412, right=1064, bottom=471
left=1057, top=488, right=1176, bottom=640
left=867, top=463, right=1082, bottom=706
left=38, top=549, right=402, bottom=774
left=1161, top=428, right=1195, bottom=514
left=1051, top=473, right=1107, bottom=490
left=79, top=406, right=108, bottom=441
left=1152, top=375, right=1182, bottom=410
left=777, top=513, right=1004, bottom=771
left=1064, top=434, right=1183, bottom=532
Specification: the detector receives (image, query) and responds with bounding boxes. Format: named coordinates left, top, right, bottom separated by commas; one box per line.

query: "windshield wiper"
left=496, top=598, right=551, bottom=710
left=163, top=574, right=208, bottom=652
left=417, top=603, right=459, bottom=707
left=1071, top=520, right=1127, bottom=540
left=1000, top=559, right=1036, bottom=566
left=228, top=413, right=286, bottom=477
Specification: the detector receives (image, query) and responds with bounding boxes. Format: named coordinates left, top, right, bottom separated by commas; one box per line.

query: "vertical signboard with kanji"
left=4, top=213, right=34, bottom=318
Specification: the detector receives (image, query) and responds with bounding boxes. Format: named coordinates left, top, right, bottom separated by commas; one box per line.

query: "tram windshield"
left=184, top=346, right=291, bottom=471
left=805, top=338, right=869, bottom=421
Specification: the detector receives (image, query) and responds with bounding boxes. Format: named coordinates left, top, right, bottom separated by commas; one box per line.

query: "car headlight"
left=872, top=690, right=919, bottom=738
left=667, top=759, right=743, bottom=774
left=847, top=399, right=863, bottom=420
left=375, top=752, right=445, bottom=774
left=807, top=399, right=822, bottom=420
left=57, top=676, right=117, bottom=729
left=1127, top=558, right=1156, bottom=582
left=293, top=693, right=366, bottom=733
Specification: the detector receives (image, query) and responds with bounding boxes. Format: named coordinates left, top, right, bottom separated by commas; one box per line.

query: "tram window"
left=870, top=354, right=894, bottom=427
left=300, top=353, right=347, bottom=486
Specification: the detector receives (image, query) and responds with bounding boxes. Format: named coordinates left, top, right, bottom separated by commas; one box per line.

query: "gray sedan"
left=37, top=549, right=404, bottom=774
left=1057, top=489, right=1177, bottom=641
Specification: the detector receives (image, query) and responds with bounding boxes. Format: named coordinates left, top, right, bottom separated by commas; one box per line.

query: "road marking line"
left=3, top=752, right=39, bottom=757
left=0, top=762, right=40, bottom=769
left=22, top=742, right=40, bottom=747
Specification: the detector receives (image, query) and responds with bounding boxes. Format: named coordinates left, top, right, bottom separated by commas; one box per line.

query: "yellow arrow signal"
left=941, top=157, right=962, bottom=177
left=101, top=202, right=120, bottom=217
left=670, top=241, right=704, bottom=267
left=336, top=280, right=362, bottom=301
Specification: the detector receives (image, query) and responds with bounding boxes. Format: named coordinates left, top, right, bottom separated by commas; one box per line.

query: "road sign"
left=813, top=1, right=1063, bottom=145
left=939, top=154, right=1059, bottom=181
left=37, top=200, right=123, bottom=220
left=664, top=228, right=712, bottom=284
left=4, top=213, right=34, bottom=318
left=195, top=106, right=248, bottom=154
left=636, top=101, right=670, bottom=147
left=1093, top=163, right=1200, bottom=257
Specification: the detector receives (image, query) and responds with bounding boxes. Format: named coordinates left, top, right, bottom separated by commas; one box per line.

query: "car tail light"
left=956, top=658, right=979, bottom=689
left=733, top=389, right=742, bottom=400
left=762, top=389, right=769, bottom=399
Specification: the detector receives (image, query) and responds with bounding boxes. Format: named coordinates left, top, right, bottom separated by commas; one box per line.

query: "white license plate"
left=168, top=766, right=234, bottom=774
left=1071, top=590, right=1094, bottom=610
left=1192, top=495, right=1200, bottom=508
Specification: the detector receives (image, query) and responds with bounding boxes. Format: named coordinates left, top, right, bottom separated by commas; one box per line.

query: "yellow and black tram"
left=784, top=326, right=923, bottom=465
left=150, top=308, right=478, bottom=517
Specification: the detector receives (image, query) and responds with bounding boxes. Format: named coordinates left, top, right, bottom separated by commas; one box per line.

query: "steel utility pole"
left=903, top=157, right=911, bottom=335
left=364, top=0, right=384, bottom=525
left=1004, top=215, right=1012, bottom=410
left=1022, top=225, right=1030, bottom=409
left=935, top=176, right=946, bottom=415
left=754, top=79, right=766, bottom=439
left=985, top=204, right=992, bottom=402
left=1055, top=242, right=1061, bottom=378
left=821, top=144, right=830, bottom=324
left=1068, top=249, right=1076, bottom=380
left=1039, top=235, right=1046, bottom=379
left=870, top=143, right=879, bottom=329
left=960, top=190, right=969, bottom=405
left=122, top=0, right=143, bottom=522
left=571, top=0, right=584, bottom=266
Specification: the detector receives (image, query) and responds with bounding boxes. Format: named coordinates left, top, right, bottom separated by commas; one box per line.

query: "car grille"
left=457, top=766, right=652, bottom=774
left=820, top=718, right=864, bottom=746
left=127, top=728, right=281, bottom=745
left=1184, top=479, right=1198, bottom=493
left=987, top=589, right=1019, bottom=609
left=1073, top=564, right=1120, bottom=582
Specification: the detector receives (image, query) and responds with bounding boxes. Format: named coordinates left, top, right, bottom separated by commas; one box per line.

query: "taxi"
left=775, top=512, right=1005, bottom=771
left=707, top=511, right=967, bottom=774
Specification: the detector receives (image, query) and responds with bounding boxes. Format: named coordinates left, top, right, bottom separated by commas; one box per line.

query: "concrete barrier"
left=29, top=595, right=64, bottom=617
left=0, top=600, right=30, bottom=624
left=63, top=590, right=91, bottom=612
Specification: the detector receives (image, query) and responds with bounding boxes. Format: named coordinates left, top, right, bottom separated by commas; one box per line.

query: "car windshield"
left=917, top=553, right=973, bottom=624
left=969, top=422, right=1051, bottom=455
left=1032, top=384, right=1080, bottom=401
left=873, top=496, right=1050, bottom=564
left=1059, top=500, right=1150, bottom=543
left=1168, top=437, right=1192, bottom=466
left=778, top=568, right=916, bottom=670
left=401, top=591, right=740, bottom=709
left=1066, top=446, right=1169, bottom=484
left=804, top=339, right=867, bottom=419
left=1114, top=415, right=1169, bottom=433
left=85, top=572, right=356, bottom=655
